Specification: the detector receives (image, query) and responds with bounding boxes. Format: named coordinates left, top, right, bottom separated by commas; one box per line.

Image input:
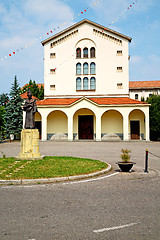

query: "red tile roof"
left=89, top=97, right=147, bottom=105
left=36, top=97, right=147, bottom=106
left=129, top=81, right=160, bottom=89
left=37, top=98, right=80, bottom=105
left=20, top=92, right=38, bottom=100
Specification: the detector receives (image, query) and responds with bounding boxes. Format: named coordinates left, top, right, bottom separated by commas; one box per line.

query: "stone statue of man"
left=23, top=90, right=37, bottom=129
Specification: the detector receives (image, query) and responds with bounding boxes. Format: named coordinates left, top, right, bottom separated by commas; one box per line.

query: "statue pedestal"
left=19, top=129, right=42, bottom=160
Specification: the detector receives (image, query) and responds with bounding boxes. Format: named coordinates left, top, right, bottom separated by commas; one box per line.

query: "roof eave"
left=41, top=19, right=132, bottom=46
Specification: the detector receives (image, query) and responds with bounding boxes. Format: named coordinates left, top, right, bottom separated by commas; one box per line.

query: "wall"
left=43, top=22, right=129, bottom=98
left=101, top=110, right=123, bottom=133
left=129, top=89, right=160, bottom=101
left=47, top=110, right=68, bottom=133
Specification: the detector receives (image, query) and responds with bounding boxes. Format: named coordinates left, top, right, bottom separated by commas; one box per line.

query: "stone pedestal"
left=19, top=129, right=42, bottom=160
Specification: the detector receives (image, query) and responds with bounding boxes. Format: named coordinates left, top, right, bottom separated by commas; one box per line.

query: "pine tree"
left=38, top=84, right=44, bottom=100
left=0, top=93, right=9, bottom=107
left=4, top=76, right=23, bottom=139
left=0, top=106, right=5, bottom=141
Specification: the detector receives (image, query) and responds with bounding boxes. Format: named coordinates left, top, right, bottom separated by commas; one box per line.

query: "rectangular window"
left=50, top=85, right=55, bottom=90
left=117, top=50, right=122, bottom=56
left=117, top=67, right=123, bottom=72
left=50, top=53, right=56, bottom=58
left=50, top=69, right=56, bottom=74
left=117, top=83, right=123, bottom=89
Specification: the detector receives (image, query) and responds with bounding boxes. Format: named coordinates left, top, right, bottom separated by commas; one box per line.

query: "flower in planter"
left=121, top=149, right=131, bottom=163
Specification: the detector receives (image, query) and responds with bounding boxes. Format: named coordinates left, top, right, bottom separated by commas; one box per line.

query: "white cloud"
left=23, top=0, right=74, bottom=23
left=130, top=55, right=143, bottom=64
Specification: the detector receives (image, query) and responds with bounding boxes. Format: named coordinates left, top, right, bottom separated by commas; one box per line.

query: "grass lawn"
left=0, top=156, right=107, bottom=180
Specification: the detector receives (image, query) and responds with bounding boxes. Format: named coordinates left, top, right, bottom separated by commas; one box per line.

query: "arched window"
left=149, top=94, right=152, bottom=98
left=135, top=94, right=138, bottom=100
left=90, top=62, right=96, bottom=74
left=76, top=78, right=81, bottom=90
left=90, top=47, right=96, bottom=58
left=76, top=48, right=81, bottom=58
left=83, top=77, right=88, bottom=90
left=76, top=63, right=81, bottom=75
left=90, top=77, right=96, bottom=90
left=83, top=48, right=88, bottom=58
left=83, top=63, right=88, bottom=75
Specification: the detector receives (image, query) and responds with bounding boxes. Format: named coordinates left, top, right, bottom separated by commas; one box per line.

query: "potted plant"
left=116, top=149, right=136, bottom=172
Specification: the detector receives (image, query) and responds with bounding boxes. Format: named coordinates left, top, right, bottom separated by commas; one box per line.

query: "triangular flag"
left=13, top=52, right=15, bottom=54
left=47, top=33, right=49, bottom=35
left=81, top=12, right=83, bottom=14
left=50, top=31, right=52, bottom=33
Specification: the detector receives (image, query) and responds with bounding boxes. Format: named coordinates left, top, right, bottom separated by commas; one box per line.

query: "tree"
left=4, top=76, right=23, bottom=139
left=20, top=80, right=44, bottom=100
left=0, top=106, right=5, bottom=142
left=0, top=93, right=9, bottom=107
left=147, top=95, right=160, bottom=141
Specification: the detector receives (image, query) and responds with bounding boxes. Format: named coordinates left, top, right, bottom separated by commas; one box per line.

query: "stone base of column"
left=18, top=129, right=42, bottom=160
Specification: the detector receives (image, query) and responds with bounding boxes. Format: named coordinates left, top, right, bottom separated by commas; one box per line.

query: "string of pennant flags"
left=0, top=0, right=138, bottom=63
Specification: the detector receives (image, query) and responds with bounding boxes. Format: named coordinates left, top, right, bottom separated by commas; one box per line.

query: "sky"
left=0, top=0, right=160, bottom=94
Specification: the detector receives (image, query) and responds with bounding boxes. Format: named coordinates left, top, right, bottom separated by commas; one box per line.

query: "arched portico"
left=129, top=109, right=145, bottom=140
left=47, top=110, right=68, bottom=140
left=35, top=112, right=42, bottom=139
left=37, top=98, right=150, bottom=141
left=73, top=108, right=96, bottom=140
left=101, top=110, right=123, bottom=140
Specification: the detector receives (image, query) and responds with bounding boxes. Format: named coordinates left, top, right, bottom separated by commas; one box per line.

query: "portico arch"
left=73, top=108, right=96, bottom=140
left=101, top=110, right=123, bottom=140
left=35, top=112, right=42, bottom=139
left=129, top=109, right=145, bottom=140
left=47, top=110, right=68, bottom=140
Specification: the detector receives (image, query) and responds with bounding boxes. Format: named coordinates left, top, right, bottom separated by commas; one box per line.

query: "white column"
left=68, top=114, right=73, bottom=141
left=96, top=113, right=101, bottom=141
left=41, top=114, right=47, bottom=141
left=123, top=113, right=129, bottom=141
left=145, top=112, right=150, bottom=141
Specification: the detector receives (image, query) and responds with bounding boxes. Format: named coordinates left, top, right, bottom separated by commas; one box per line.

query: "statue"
left=23, top=90, right=37, bottom=129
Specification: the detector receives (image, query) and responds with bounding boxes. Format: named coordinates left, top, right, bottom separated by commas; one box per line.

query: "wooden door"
left=130, top=121, right=140, bottom=140
left=78, top=115, right=93, bottom=139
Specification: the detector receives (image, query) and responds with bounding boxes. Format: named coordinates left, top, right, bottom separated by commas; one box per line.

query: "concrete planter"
left=116, top=162, right=136, bottom=172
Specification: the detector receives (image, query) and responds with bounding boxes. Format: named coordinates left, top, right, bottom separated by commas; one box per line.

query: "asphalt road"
left=0, top=141, right=160, bottom=240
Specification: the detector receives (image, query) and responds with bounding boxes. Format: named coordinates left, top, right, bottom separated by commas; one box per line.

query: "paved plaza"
left=0, top=140, right=160, bottom=173
left=0, top=141, right=160, bottom=239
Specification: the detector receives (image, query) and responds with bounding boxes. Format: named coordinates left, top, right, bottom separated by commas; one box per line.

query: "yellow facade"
left=101, top=110, right=123, bottom=134
left=47, top=110, right=68, bottom=134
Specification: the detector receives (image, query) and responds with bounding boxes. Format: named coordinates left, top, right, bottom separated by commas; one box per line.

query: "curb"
left=0, top=164, right=112, bottom=185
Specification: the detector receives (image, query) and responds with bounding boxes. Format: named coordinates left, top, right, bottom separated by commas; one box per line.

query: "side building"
left=129, top=80, right=160, bottom=101
left=30, top=19, right=150, bottom=141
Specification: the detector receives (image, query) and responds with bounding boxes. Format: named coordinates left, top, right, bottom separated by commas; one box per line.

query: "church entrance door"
left=78, top=115, right=94, bottom=140
left=130, top=121, right=140, bottom=140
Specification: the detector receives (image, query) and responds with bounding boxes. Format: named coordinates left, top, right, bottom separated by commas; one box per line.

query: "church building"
left=34, top=19, right=150, bottom=141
